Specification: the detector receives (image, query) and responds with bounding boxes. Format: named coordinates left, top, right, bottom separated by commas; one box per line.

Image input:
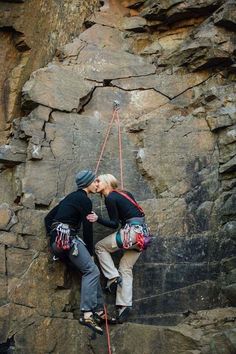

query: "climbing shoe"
left=79, top=314, right=103, bottom=335
left=94, top=310, right=117, bottom=325
left=116, top=306, right=131, bottom=324
left=105, top=276, right=122, bottom=294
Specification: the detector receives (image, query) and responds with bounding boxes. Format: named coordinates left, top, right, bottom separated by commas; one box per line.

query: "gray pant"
left=52, top=238, right=104, bottom=312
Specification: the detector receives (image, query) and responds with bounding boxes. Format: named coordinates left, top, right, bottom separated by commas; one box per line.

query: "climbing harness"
left=54, top=223, right=80, bottom=255
left=118, top=220, right=152, bottom=252
left=113, top=190, right=152, bottom=251
left=95, top=100, right=124, bottom=189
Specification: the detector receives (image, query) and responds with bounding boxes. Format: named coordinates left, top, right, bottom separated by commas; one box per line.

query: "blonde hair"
left=98, top=174, right=118, bottom=189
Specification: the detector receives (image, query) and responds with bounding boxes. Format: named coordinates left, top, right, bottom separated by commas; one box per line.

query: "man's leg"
left=68, top=239, right=101, bottom=311
left=67, top=239, right=103, bottom=334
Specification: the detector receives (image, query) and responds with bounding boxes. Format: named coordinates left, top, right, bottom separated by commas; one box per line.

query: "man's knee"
left=87, top=262, right=100, bottom=279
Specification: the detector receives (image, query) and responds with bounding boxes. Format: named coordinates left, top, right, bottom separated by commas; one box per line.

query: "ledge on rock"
left=0, top=144, right=26, bottom=165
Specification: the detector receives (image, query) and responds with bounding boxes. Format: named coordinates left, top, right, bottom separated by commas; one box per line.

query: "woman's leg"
left=95, top=232, right=120, bottom=280
left=116, top=250, right=141, bottom=307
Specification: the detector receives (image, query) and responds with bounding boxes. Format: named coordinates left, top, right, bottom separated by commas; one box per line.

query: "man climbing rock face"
left=45, top=170, right=116, bottom=335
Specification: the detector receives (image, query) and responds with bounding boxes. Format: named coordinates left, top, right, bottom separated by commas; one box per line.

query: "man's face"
left=86, top=180, right=97, bottom=194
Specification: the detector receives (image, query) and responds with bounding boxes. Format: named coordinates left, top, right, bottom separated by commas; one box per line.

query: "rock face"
left=0, top=0, right=236, bottom=353
left=0, top=0, right=99, bottom=144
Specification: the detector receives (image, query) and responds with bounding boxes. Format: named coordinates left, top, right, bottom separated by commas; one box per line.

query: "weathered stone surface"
left=141, top=198, right=187, bottom=236
left=22, top=64, right=96, bottom=112
left=0, top=231, right=27, bottom=249
left=222, top=284, right=236, bottom=304
left=80, top=86, right=169, bottom=124
left=222, top=257, right=236, bottom=273
left=112, top=69, right=210, bottom=99
left=13, top=317, right=90, bottom=354
left=0, top=0, right=99, bottom=130
left=21, top=161, right=59, bottom=206
left=131, top=108, right=217, bottom=199
left=209, top=328, right=236, bottom=354
left=20, top=115, right=45, bottom=138
left=222, top=221, right=236, bottom=240
left=213, top=0, right=236, bottom=31
left=0, top=169, right=16, bottom=205
left=0, top=244, right=6, bottom=276
left=140, top=0, right=223, bottom=21
left=9, top=254, right=72, bottom=316
left=1, top=0, right=236, bottom=352
left=0, top=144, right=26, bottom=165
left=119, top=16, right=147, bottom=31
left=220, top=156, right=236, bottom=174
left=89, top=308, right=236, bottom=354
left=79, top=23, right=130, bottom=51
left=12, top=208, right=47, bottom=236
left=0, top=304, right=9, bottom=343
left=166, top=13, right=235, bottom=70
left=6, top=248, right=36, bottom=277
left=0, top=203, right=17, bottom=231
left=76, top=44, right=156, bottom=81
left=87, top=11, right=122, bottom=28
left=221, top=193, right=236, bottom=219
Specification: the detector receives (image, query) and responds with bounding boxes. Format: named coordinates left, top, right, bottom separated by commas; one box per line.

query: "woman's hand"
left=86, top=211, right=98, bottom=223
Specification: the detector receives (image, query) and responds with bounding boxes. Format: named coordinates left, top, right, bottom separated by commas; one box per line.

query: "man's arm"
left=44, top=204, right=59, bottom=234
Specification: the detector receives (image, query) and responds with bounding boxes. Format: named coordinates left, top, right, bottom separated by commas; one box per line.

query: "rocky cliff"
left=0, top=0, right=235, bottom=353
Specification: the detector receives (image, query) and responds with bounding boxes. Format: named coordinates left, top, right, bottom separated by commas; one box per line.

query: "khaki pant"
left=95, top=231, right=141, bottom=307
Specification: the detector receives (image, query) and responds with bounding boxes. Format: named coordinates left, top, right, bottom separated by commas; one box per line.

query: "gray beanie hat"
left=75, top=170, right=96, bottom=189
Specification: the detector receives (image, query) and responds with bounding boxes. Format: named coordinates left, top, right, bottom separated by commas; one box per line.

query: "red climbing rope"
left=95, top=101, right=124, bottom=189
left=116, top=106, right=124, bottom=189
left=95, top=107, right=117, bottom=175
left=104, top=305, right=112, bottom=354
left=95, top=102, right=124, bottom=354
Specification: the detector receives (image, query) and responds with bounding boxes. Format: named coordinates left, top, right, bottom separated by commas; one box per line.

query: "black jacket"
left=45, top=190, right=94, bottom=255
left=97, top=190, right=144, bottom=229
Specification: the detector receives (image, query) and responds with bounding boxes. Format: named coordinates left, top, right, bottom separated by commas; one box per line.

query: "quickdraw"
left=55, top=223, right=71, bottom=250
left=122, top=224, right=133, bottom=249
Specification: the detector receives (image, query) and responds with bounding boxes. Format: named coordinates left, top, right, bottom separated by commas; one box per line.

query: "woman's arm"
left=87, top=196, right=120, bottom=229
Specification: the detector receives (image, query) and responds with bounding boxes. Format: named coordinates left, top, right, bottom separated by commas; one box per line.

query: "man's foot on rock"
left=94, top=310, right=117, bottom=325
left=79, top=314, right=103, bottom=335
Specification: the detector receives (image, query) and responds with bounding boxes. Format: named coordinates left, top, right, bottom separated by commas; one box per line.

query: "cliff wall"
left=0, top=0, right=235, bottom=353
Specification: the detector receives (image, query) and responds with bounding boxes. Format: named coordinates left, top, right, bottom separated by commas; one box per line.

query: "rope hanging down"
left=104, top=305, right=112, bottom=354
left=95, top=101, right=124, bottom=189
left=95, top=102, right=123, bottom=354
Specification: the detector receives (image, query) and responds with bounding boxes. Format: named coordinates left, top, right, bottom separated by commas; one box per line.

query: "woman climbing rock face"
left=87, top=173, right=151, bottom=323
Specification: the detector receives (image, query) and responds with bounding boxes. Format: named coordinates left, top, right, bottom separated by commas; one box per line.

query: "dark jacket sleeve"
left=97, top=196, right=120, bottom=229
left=80, top=197, right=94, bottom=256
left=44, top=204, right=59, bottom=235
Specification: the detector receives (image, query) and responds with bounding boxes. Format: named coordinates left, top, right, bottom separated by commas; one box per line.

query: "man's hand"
left=86, top=211, right=98, bottom=222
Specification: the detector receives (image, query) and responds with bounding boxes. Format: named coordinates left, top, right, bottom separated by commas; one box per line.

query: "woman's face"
left=96, top=177, right=107, bottom=194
